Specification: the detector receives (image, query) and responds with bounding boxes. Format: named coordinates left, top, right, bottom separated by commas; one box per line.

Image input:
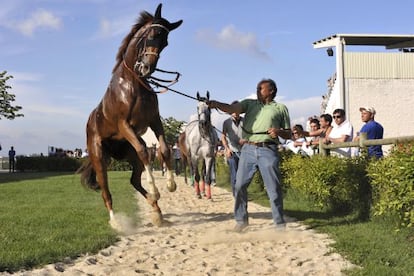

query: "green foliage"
left=367, top=143, right=414, bottom=228
left=0, top=71, right=24, bottom=120
left=214, top=156, right=229, bottom=187
left=108, top=158, right=132, bottom=171
left=16, top=156, right=82, bottom=172
left=281, top=154, right=368, bottom=214
left=161, top=116, right=185, bottom=145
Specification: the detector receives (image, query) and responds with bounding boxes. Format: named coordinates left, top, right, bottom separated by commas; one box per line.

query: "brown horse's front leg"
left=118, top=120, right=160, bottom=200
left=146, top=196, right=163, bottom=227
left=131, top=167, right=163, bottom=226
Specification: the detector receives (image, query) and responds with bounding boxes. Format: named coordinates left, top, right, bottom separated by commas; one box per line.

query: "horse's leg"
left=87, top=132, right=114, bottom=220
left=182, top=158, right=188, bottom=185
left=204, top=157, right=214, bottom=200
left=200, top=160, right=206, bottom=196
left=151, top=120, right=176, bottom=192
left=130, top=159, right=163, bottom=226
left=117, top=120, right=160, bottom=201
left=192, top=160, right=202, bottom=199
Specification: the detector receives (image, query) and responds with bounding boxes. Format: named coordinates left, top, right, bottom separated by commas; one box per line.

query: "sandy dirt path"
left=13, top=171, right=356, bottom=275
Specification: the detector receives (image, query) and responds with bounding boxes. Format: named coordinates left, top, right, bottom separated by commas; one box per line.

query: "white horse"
left=179, top=92, right=218, bottom=199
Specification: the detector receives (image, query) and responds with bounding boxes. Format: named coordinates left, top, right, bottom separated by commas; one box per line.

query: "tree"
left=161, top=116, right=185, bottom=145
left=0, top=71, right=24, bottom=120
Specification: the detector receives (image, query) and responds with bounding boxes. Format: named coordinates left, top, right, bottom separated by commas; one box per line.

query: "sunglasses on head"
left=333, top=115, right=342, bottom=119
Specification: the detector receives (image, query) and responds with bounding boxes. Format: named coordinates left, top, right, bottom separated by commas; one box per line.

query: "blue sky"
left=1, top=0, right=413, bottom=156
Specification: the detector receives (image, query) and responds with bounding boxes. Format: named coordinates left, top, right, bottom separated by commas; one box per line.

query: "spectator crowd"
left=279, top=106, right=384, bottom=158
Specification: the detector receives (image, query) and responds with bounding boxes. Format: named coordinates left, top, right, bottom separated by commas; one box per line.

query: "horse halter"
left=198, top=105, right=214, bottom=143
left=196, top=92, right=214, bottom=142
left=197, top=102, right=211, bottom=125
left=133, top=22, right=170, bottom=76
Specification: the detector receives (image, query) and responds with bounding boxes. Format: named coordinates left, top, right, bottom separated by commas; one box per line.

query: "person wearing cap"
left=208, top=78, right=291, bottom=232
left=354, top=107, right=383, bottom=158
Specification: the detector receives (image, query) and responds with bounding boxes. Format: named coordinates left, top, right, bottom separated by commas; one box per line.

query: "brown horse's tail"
left=77, top=158, right=100, bottom=191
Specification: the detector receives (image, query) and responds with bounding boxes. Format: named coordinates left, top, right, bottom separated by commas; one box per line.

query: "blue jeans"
left=227, top=152, right=240, bottom=196
left=234, top=143, right=285, bottom=226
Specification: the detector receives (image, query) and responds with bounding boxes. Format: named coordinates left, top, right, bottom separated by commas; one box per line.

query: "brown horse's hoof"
left=151, top=211, right=163, bottom=227
left=167, top=180, right=177, bottom=192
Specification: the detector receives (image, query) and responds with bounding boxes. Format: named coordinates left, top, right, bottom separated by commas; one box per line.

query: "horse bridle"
left=133, top=23, right=170, bottom=72
left=122, top=22, right=181, bottom=91
left=197, top=102, right=215, bottom=143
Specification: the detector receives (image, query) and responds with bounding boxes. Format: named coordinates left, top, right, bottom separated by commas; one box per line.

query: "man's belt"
left=246, top=141, right=277, bottom=147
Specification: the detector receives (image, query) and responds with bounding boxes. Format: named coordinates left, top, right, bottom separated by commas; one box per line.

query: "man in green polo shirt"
left=208, top=78, right=291, bottom=232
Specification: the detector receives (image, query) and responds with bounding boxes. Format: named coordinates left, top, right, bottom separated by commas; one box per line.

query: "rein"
left=122, top=60, right=153, bottom=91
left=123, top=21, right=210, bottom=102
left=241, top=126, right=268, bottom=135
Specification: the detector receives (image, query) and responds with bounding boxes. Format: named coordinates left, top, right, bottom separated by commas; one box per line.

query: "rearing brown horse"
left=78, top=4, right=182, bottom=227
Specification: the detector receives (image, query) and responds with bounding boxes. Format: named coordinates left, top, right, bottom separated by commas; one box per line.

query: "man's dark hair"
left=256, top=78, right=277, bottom=100
left=333, top=108, right=345, bottom=117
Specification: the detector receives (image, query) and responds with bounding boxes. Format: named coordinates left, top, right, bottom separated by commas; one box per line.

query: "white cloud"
left=196, top=25, right=271, bottom=60
left=93, top=17, right=133, bottom=40
left=284, top=96, right=322, bottom=127
left=15, top=9, right=62, bottom=37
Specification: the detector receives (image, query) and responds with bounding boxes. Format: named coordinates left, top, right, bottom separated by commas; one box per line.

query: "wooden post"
left=319, top=139, right=329, bottom=156
left=359, top=132, right=368, bottom=157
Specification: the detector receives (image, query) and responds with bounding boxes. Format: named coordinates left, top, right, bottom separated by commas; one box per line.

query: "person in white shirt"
left=283, top=124, right=307, bottom=154
left=325, top=108, right=353, bottom=157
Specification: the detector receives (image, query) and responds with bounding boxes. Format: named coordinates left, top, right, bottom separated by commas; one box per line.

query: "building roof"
left=313, top=34, right=414, bottom=49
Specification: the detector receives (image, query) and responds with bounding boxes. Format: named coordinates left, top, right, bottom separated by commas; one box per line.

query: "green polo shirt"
left=240, top=99, right=291, bottom=143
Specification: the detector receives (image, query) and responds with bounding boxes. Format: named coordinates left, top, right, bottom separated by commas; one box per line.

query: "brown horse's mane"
left=112, top=11, right=153, bottom=73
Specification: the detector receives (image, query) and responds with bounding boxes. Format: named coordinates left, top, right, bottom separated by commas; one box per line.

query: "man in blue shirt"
left=354, top=107, right=383, bottom=158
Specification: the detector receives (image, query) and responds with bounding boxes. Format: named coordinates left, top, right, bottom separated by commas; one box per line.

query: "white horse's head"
left=196, top=92, right=211, bottom=131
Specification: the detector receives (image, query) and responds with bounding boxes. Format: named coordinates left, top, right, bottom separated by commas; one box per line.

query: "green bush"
left=215, top=156, right=229, bottom=186
left=281, top=154, right=368, bottom=214
left=16, top=156, right=82, bottom=172
left=108, top=158, right=132, bottom=171
left=15, top=157, right=140, bottom=172
left=367, top=143, right=414, bottom=228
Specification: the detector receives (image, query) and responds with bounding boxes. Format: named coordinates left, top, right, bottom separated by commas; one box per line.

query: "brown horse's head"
left=119, top=3, right=182, bottom=77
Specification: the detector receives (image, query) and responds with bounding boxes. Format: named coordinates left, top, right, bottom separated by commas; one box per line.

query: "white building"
left=142, top=129, right=159, bottom=147
left=313, top=34, right=414, bottom=140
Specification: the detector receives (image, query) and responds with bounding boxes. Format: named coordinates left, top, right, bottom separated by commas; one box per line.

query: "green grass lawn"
left=1, top=170, right=413, bottom=275
left=0, top=171, right=138, bottom=272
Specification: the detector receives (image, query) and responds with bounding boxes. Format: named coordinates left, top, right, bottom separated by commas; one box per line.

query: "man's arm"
left=268, top=128, right=292, bottom=140
left=221, top=131, right=233, bottom=158
left=208, top=100, right=242, bottom=114
left=327, top=135, right=350, bottom=144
